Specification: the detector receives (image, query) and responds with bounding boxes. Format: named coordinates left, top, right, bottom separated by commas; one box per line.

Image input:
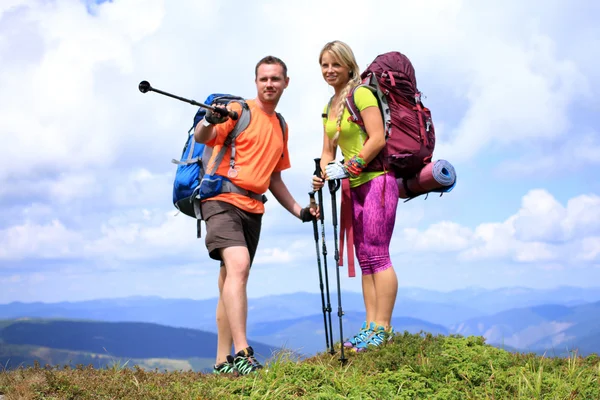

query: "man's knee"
left=221, top=246, right=251, bottom=280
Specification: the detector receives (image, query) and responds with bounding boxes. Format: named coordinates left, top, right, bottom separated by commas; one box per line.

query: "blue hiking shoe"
left=355, top=325, right=394, bottom=352
left=343, top=321, right=374, bottom=348
left=212, top=355, right=237, bottom=375
left=233, top=346, right=263, bottom=375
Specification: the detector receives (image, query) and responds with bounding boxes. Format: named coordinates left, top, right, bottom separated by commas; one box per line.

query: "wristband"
left=345, top=155, right=367, bottom=178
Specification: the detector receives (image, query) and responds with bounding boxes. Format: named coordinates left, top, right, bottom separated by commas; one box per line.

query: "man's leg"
left=215, top=264, right=233, bottom=365
left=202, top=200, right=262, bottom=371
left=220, top=245, right=252, bottom=353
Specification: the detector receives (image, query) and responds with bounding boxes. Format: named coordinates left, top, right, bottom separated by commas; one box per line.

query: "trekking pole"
left=309, top=191, right=331, bottom=353
left=328, top=178, right=347, bottom=363
left=138, top=80, right=239, bottom=120
left=314, top=158, right=335, bottom=354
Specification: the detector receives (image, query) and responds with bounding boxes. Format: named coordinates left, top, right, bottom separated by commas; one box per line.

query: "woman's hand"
left=312, top=174, right=325, bottom=191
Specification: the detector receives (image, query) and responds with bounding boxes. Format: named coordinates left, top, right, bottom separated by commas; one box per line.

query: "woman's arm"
left=357, top=106, right=386, bottom=164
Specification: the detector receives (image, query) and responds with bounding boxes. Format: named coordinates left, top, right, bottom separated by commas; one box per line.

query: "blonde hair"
left=319, top=40, right=362, bottom=145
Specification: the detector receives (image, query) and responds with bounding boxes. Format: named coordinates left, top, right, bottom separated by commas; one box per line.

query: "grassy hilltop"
left=1, top=332, right=599, bottom=399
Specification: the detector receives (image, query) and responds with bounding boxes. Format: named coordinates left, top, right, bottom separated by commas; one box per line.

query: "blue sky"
left=0, top=0, right=599, bottom=303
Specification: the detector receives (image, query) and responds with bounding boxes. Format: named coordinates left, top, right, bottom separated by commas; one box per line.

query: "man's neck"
left=254, top=98, right=277, bottom=115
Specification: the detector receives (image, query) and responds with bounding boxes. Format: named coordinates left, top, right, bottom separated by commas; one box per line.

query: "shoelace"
left=352, top=329, right=371, bottom=344
left=236, top=355, right=261, bottom=374
left=247, top=355, right=260, bottom=366
left=214, top=362, right=234, bottom=373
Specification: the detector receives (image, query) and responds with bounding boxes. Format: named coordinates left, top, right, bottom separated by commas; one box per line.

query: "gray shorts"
left=201, top=200, right=262, bottom=265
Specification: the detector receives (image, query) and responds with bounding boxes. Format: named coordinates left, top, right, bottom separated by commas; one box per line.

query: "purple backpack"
left=346, top=51, right=435, bottom=179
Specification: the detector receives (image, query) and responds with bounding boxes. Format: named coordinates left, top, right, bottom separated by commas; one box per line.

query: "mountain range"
left=2, top=286, right=600, bottom=370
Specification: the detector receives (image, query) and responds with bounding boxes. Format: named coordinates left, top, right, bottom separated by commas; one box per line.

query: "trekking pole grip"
left=314, top=158, right=323, bottom=180
left=314, top=158, right=325, bottom=222
left=309, top=192, right=319, bottom=240
left=213, top=106, right=239, bottom=121
left=328, top=178, right=341, bottom=193
left=309, top=192, right=318, bottom=211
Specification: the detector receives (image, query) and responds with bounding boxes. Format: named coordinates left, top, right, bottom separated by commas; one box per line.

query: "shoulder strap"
left=202, top=100, right=264, bottom=203
left=207, top=100, right=251, bottom=176
left=345, top=84, right=372, bottom=127
left=276, top=113, right=286, bottom=139
left=276, top=112, right=286, bottom=158
left=321, top=96, right=334, bottom=121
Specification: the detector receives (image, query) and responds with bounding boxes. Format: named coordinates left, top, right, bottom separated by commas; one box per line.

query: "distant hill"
left=2, top=286, right=600, bottom=359
left=3, top=287, right=600, bottom=330
left=450, top=301, right=600, bottom=356
left=0, top=319, right=278, bottom=371
left=432, top=286, right=600, bottom=314
left=0, top=342, right=212, bottom=372
left=0, top=291, right=484, bottom=330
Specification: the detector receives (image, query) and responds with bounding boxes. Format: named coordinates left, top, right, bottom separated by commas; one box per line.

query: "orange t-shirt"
left=202, top=99, right=290, bottom=214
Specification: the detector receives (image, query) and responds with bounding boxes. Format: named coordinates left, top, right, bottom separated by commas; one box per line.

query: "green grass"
left=1, top=333, right=599, bottom=399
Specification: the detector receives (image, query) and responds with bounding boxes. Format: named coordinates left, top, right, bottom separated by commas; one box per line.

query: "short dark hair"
left=255, top=55, right=288, bottom=78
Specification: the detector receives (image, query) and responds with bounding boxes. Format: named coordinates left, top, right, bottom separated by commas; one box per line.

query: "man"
left=194, top=55, right=315, bottom=375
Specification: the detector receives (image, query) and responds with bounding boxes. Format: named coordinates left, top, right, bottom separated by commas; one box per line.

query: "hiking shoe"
left=212, top=355, right=236, bottom=375
left=343, top=321, right=374, bottom=348
left=233, top=346, right=263, bottom=375
left=355, top=325, right=394, bottom=352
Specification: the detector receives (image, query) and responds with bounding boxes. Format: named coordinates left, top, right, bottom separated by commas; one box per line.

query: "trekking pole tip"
left=138, top=80, right=151, bottom=93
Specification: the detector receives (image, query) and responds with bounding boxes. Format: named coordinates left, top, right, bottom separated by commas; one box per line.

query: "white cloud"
left=578, top=237, right=600, bottom=262
left=393, top=190, right=599, bottom=266
left=0, top=0, right=599, bottom=300
left=498, top=131, right=600, bottom=176
left=0, top=219, right=83, bottom=260
left=401, top=222, right=472, bottom=253
left=254, top=248, right=293, bottom=265
left=460, top=190, right=600, bottom=264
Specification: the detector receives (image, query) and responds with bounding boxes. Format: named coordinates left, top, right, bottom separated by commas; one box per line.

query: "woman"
left=312, top=40, right=399, bottom=352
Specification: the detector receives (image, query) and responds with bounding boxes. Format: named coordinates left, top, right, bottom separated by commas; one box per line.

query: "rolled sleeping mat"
left=398, top=159, right=457, bottom=199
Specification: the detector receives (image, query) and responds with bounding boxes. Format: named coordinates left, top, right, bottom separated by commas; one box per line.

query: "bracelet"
left=345, top=155, right=367, bottom=178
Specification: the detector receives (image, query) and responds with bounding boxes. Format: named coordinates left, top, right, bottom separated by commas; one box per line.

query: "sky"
left=0, top=0, right=599, bottom=303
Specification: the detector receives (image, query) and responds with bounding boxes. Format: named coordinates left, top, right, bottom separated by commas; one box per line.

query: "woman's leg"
left=354, top=173, right=399, bottom=329
left=361, top=274, right=377, bottom=324
left=352, top=186, right=377, bottom=324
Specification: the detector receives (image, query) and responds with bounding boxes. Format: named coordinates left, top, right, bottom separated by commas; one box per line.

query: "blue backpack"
left=171, top=93, right=286, bottom=237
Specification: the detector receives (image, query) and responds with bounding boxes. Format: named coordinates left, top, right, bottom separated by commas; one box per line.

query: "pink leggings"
left=351, top=172, right=399, bottom=275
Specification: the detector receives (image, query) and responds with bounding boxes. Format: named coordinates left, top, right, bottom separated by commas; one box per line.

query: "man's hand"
left=299, top=205, right=319, bottom=222
left=204, top=106, right=229, bottom=124
left=311, top=174, right=325, bottom=191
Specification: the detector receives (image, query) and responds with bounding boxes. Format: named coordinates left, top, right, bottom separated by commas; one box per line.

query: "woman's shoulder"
left=353, top=85, right=378, bottom=109
left=353, top=85, right=376, bottom=99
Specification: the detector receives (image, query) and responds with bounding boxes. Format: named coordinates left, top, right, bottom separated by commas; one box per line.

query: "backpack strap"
left=345, top=76, right=391, bottom=137
left=276, top=112, right=287, bottom=158
left=321, top=97, right=334, bottom=121
left=345, top=86, right=363, bottom=126
left=206, top=100, right=263, bottom=202
left=171, top=126, right=201, bottom=165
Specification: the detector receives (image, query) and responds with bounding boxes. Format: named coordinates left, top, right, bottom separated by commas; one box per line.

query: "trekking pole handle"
left=313, top=158, right=326, bottom=222
left=212, top=106, right=239, bottom=121
left=138, top=80, right=239, bottom=120
left=309, top=192, right=318, bottom=210
left=328, top=179, right=341, bottom=193
left=314, top=158, right=323, bottom=180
